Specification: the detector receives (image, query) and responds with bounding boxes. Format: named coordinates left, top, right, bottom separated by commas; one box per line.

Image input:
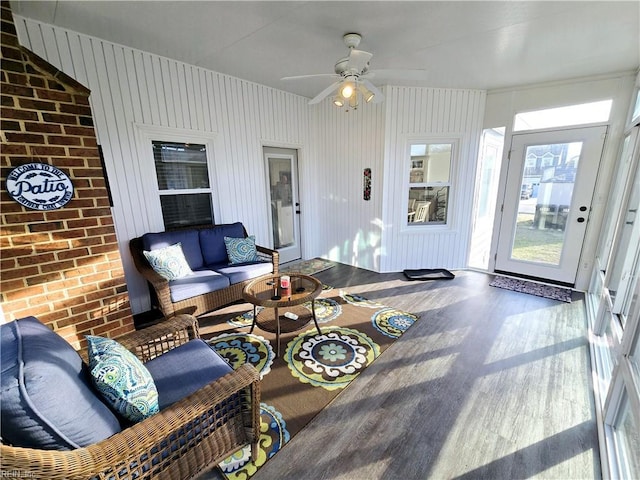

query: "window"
left=514, top=99, right=613, bottom=132
left=407, top=141, right=454, bottom=225
left=152, top=141, right=214, bottom=229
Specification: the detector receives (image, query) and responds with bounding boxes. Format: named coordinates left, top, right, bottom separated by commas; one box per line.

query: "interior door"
left=495, top=125, right=607, bottom=284
left=264, top=148, right=302, bottom=264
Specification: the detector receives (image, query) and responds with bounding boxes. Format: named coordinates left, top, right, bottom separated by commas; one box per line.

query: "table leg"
left=250, top=304, right=257, bottom=334
left=274, top=306, right=280, bottom=357
left=311, top=299, right=322, bottom=335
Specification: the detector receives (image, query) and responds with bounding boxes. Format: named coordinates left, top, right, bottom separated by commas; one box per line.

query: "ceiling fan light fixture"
left=359, top=84, right=375, bottom=103
left=333, top=95, right=344, bottom=107
left=340, top=82, right=355, bottom=99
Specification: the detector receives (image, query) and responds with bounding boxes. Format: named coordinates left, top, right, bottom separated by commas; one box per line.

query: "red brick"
left=56, top=247, right=89, bottom=260
left=30, top=145, right=67, bottom=156
left=26, top=272, right=63, bottom=286
left=64, top=125, right=95, bottom=136
left=48, top=135, right=82, bottom=146
left=41, top=259, right=75, bottom=273
left=0, top=278, right=26, bottom=292
left=68, top=149, right=99, bottom=159
left=1, top=84, right=34, bottom=97
left=16, top=252, right=56, bottom=265
left=0, top=143, right=27, bottom=154
left=41, top=112, right=77, bottom=125
left=59, top=103, right=92, bottom=116
left=18, top=98, right=57, bottom=111
left=1, top=265, right=39, bottom=279
left=3, top=212, right=46, bottom=224
left=1, top=106, right=38, bottom=120
left=24, top=122, right=63, bottom=133
left=35, top=89, right=73, bottom=102
left=45, top=209, right=80, bottom=220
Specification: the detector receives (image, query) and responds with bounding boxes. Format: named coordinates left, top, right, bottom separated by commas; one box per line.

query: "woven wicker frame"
left=1, top=314, right=261, bottom=480
left=129, top=224, right=280, bottom=317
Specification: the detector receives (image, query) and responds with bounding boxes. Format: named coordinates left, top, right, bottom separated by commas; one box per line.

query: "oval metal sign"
left=6, top=163, right=74, bottom=210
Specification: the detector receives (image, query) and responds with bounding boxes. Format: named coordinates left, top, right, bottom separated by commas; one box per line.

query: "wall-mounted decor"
left=363, top=168, right=371, bottom=201
left=6, top=163, right=74, bottom=210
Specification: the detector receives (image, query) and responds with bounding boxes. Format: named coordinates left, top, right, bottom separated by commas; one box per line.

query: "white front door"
left=264, top=148, right=302, bottom=264
left=495, top=125, right=607, bottom=284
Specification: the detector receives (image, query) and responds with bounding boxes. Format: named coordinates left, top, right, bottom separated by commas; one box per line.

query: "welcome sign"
left=6, top=163, right=74, bottom=210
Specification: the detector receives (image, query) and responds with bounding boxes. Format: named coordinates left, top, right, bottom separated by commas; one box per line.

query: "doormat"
left=490, top=276, right=572, bottom=303
left=200, top=288, right=418, bottom=479
left=279, top=257, right=335, bottom=276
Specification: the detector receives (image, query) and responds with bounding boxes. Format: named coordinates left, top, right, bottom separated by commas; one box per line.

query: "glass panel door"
left=265, top=148, right=301, bottom=264
left=495, top=126, right=607, bottom=283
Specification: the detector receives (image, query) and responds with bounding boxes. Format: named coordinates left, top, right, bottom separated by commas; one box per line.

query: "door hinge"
left=507, top=150, right=511, bottom=160
left=500, top=204, right=504, bottom=212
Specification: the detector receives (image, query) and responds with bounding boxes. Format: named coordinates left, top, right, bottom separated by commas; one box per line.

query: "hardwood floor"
left=201, top=264, right=600, bottom=480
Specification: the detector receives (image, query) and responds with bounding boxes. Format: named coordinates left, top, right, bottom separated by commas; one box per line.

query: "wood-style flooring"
left=200, top=264, right=600, bottom=480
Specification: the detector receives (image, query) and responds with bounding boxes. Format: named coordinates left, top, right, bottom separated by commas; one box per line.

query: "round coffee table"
left=243, top=273, right=323, bottom=357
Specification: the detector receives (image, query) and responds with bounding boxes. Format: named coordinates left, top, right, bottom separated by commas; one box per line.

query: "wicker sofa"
left=130, top=222, right=279, bottom=317
left=0, top=314, right=260, bottom=480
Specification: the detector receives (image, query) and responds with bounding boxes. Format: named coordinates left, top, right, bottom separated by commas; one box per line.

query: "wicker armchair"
left=1, top=314, right=261, bottom=480
left=130, top=223, right=279, bottom=317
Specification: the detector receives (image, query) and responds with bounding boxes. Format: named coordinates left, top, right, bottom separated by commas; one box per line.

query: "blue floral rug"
left=202, top=288, right=418, bottom=479
left=489, top=276, right=572, bottom=303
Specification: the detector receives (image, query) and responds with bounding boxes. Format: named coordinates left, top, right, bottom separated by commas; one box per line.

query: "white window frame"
left=134, top=124, right=219, bottom=231
left=404, top=137, right=459, bottom=229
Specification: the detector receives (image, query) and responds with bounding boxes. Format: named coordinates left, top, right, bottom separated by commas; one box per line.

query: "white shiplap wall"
left=308, top=98, right=387, bottom=271
left=380, top=86, right=486, bottom=272
left=14, top=16, right=311, bottom=314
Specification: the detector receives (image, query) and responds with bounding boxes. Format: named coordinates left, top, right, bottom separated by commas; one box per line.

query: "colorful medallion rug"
left=279, top=257, right=335, bottom=276
left=200, top=287, right=418, bottom=480
left=490, top=275, right=572, bottom=303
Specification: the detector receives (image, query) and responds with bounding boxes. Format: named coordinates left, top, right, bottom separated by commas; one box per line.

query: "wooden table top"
left=242, top=273, right=322, bottom=308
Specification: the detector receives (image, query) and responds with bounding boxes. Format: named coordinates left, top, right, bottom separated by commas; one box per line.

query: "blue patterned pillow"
left=143, top=242, right=193, bottom=280
left=224, top=235, right=259, bottom=264
left=86, top=336, right=159, bottom=423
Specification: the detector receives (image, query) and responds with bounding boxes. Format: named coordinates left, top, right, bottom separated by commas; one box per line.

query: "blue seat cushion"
left=0, top=317, right=122, bottom=450
left=212, top=261, right=273, bottom=284
left=142, top=229, right=204, bottom=270
left=199, top=222, right=245, bottom=265
left=145, top=339, right=233, bottom=410
left=168, top=269, right=230, bottom=302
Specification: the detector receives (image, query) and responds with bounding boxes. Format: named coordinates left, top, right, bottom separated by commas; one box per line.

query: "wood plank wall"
left=13, top=15, right=486, bottom=312
left=380, top=86, right=486, bottom=272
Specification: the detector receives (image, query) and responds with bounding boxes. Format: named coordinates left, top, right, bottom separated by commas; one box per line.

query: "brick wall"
left=0, top=1, right=134, bottom=348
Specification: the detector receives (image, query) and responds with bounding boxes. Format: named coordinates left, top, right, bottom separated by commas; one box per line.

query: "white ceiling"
left=10, top=1, right=640, bottom=100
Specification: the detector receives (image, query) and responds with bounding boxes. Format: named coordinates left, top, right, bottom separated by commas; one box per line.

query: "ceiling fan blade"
left=347, top=49, right=373, bottom=72
left=281, top=73, right=338, bottom=81
left=361, top=79, right=385, bottom=104
left=308, top=81, right=341, bottom=105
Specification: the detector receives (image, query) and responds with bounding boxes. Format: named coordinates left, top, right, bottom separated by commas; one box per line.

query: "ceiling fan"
left=281, top=33, right=386, bottom=108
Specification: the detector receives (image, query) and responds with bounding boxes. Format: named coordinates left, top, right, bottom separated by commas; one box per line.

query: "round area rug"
left=372, top=308, right=419, bottom=338
left=285, top=326, right=380, bottom=391
left=207, top=333, right=274, bottom=379
left=218, top=402, right=290, bottom=480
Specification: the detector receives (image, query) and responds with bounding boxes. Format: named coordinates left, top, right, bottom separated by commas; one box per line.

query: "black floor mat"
left=403, top=268, right=455, bottom=281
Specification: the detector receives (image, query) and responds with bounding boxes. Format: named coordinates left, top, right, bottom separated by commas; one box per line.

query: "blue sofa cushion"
left=0, top=317, right=121, bottom=450
left=199, top=222, right=245, bottom=265
left=169, top=269, right=231, bottom=302
left=145, top=339, right=233, bottom=410
left=212, top=261, right=274, bottom=285
left=142, top=229, right=204, bottom=270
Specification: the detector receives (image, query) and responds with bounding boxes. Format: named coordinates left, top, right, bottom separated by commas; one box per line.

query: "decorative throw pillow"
left=224, top=235, right=259, bottom=264
left=143, top=242, right=193, bottom=280
left=86, top=335, right=159, bottom=423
